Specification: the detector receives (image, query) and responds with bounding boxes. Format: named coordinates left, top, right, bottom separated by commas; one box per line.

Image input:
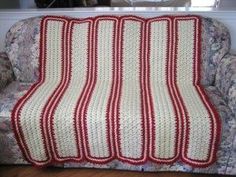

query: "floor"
left=0, top=166, right=233, bottom=177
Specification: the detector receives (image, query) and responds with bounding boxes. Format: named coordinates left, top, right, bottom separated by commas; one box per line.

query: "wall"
left=0, top=0, right=20, bottom=9
left=0, top=8, right=236, bottom=53
left=0, top=0, right=36, bottom=9
left=19, top=0, right=36, bottom=8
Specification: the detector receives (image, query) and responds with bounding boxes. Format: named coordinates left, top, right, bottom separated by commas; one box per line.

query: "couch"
left=0, top=15, right=235, bottom=175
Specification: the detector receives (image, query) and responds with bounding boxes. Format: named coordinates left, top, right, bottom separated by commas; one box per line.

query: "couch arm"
left=215, top=54, right=236, bottom=114
left=0, top=52, right=14, bottom=91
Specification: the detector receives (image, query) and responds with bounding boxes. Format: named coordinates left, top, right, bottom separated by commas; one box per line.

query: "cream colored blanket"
left=12, top=15, right=221, bottom=167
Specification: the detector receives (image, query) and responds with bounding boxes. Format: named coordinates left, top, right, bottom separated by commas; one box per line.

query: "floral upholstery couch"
left=0, top=15, right=236, bottom=175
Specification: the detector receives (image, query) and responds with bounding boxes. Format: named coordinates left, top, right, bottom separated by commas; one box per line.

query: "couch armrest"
left=215, top=54, right=236, bottom=114
left=0, top=52, right=14, bottom=91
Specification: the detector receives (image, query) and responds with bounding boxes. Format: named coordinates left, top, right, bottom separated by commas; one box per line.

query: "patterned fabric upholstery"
left=0, top=52, right=14, bottom=91
left=216, top=54, right=236, bottom=114
left=5, top=17, right=41, bottom=83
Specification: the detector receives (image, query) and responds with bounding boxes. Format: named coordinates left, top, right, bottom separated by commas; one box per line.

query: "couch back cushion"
left=5, top=17, right=41, bottom=82
left=200, top=17, right=231, bottom=85
left=5, top=15, right=230, bottom=84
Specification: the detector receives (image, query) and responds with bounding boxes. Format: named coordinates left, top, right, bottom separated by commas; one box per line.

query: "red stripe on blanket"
left=114, top=16, right=124, bottom=162
left=104, top=17, right=120, bottom=161
left=139, top=18, right=148, bottom=163
left=113, top=16, right=122, bottom=160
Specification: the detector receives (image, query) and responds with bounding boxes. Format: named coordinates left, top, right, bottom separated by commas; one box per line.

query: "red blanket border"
left=11, top=15, right=221, bottom=168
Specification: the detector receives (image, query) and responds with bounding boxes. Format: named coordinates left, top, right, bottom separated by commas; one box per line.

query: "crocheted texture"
left=11, top=15, right=221, bottom=167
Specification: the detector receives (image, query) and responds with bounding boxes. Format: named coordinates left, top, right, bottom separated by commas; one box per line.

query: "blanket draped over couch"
left=11, top=15, right=221, bottom=167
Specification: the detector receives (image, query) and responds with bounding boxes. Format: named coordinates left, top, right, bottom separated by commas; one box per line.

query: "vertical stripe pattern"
left=12, top=18, right=67, bottom=165
left=52, top=21, right=91, bottom=160
left=12, top=15, right=221, bottom=168
left=116, top=18, right=146, bottom=162
left=148, top=19, right=180, bottom=162
left=176, top=19, right=212, bottom=160
left=85, top=19, right=115, bottom=160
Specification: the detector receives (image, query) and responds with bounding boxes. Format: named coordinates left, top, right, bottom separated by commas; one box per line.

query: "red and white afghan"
left=12, top=15, right=221, bottom=167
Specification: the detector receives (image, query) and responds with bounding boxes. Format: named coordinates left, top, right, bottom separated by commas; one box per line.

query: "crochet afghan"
left=12, top=15, right=221, bottom=167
